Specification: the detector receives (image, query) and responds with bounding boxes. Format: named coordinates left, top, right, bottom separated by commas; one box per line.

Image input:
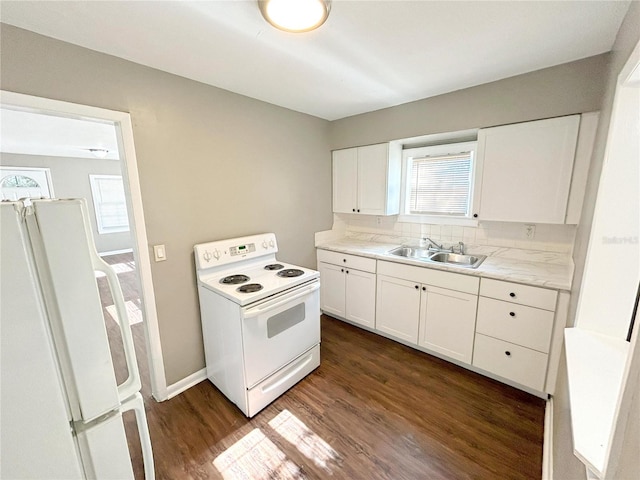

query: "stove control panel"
left=194, top=233, right=278, bottom=271
left=230, top=243, right=256, bottom=256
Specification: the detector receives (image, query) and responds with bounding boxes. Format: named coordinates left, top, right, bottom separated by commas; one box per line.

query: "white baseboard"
left=543, top=397, right=554, bottom=480
left=166, top=368, right=207, bottom=400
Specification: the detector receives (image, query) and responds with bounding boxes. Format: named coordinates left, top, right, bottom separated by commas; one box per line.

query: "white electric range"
left=194, top=233, right=321, bottom=417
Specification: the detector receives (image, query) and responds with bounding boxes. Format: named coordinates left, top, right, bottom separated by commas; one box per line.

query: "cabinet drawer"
left=377, top=260, right=479, bottom=295
left=317, top=249, right=376, bottom=273
left=472, top=334, right=548, bottom=391
left=480, top=278, right=557, bottom=310
left=476, top=297, right=554, bottom=352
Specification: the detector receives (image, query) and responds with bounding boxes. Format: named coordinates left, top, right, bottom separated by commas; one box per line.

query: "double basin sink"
left=388, top=246, right=487, bottom=269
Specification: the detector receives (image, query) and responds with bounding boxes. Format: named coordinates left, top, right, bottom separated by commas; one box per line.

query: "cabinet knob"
left=422, top=286, right=426, bottom=291
left=473, top=213, right=478, bottom=218
left=414, top=285, right=419, bottom=290
left=352, top=208, right=356, bottom=212
left=346, top=270, right=349, bottom=274
left=357, top=209, right=360, bottom=212
left=509, top=292, right=516, bottom=298
left=505, top=351, right=511, bottom=357
left=509, top=311, right=516, bottom=317
left=341, top=268, right=344, bottom=272
left=343, top=259, right=347, bottom=263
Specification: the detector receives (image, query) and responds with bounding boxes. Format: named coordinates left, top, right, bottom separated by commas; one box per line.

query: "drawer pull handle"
left=505, top=351, right=511, bottom=357
left=509, top=311, right=516, bottom=317
left=509, top=292, right=516, bottom=298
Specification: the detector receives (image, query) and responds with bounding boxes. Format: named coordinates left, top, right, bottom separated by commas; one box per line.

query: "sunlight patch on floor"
left=213, top=428, right=305, bottom=480
left=105, top=300, right=143, bottom=325
left=268, top=409, right=340, bottom=472
left=94, top=262, right=134, bottom=277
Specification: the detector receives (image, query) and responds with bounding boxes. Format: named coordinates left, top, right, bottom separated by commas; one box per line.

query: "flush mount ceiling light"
left=258, top=0, right=331, bottom=33
left=87, top=148, right=109, bottom=158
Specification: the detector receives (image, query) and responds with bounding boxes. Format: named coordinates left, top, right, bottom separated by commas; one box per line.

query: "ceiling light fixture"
left=258, top=0, right=331, bottom=33
left=88, top=148, right=109, bottom=158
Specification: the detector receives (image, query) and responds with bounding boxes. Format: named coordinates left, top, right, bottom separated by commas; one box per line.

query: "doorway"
left=0, top=91, right=167, bottom=401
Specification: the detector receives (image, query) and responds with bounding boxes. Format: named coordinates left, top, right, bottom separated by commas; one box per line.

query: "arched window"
left=0, top=168, right=53, bottom=200
left=0, top=175, right=41, bottom=188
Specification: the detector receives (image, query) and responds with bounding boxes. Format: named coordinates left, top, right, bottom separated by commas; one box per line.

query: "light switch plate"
left=153, top=244, right=167, bottom=262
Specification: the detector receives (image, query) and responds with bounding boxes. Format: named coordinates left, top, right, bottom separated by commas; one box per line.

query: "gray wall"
left=329, top=54, right=609, bottom=149
left=0, top=152, right=131, bottom=253
left=555, top=2, right=640, bottom=478
left=0, top=24, right=333, bottom=385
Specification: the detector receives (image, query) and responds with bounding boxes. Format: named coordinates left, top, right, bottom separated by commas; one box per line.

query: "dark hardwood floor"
left=108, top=297, right=545, bottom=479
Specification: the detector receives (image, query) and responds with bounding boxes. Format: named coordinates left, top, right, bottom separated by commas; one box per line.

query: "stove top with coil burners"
left=195, top=233, right=319, bottom=306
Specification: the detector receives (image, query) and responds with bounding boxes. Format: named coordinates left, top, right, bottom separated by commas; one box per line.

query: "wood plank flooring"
left=117, top=311, right=545, bottom=479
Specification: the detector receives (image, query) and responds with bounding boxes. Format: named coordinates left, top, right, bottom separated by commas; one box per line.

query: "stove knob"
left=213, top=249, right=221, bottom=260
left=262, top=240, right=268, bottom=249
left=203, top=251, right=212, bottom=262
left=269, top=239, right=275, bottom=248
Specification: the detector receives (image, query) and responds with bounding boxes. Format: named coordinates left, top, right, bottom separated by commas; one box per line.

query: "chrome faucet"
left=423, top=237, right=444, bottom=251
left=457, top=241, right=465, bottom=255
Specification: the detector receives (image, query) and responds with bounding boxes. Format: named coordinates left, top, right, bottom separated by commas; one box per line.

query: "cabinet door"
left=332, top=148, right=358, bottom=214
left=318, top=262, right=345, bottom=318
left=375, top=274, right=420, bottom=343
left=418, top=286, right=478, bottom=364
left=357, top=143, right=389, bottom=215
left=476, top=115, right=580, bottom=223
left=345, top=269, right=376, bottom=328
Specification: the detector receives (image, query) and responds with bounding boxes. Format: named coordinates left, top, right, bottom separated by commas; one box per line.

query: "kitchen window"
left=89, top=174, right=130, bottom=234
left=400, top=141, right=479, bottom=225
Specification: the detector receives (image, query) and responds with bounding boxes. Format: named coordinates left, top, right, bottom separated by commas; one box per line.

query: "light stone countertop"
left=316, top=236, right=574, bottom=291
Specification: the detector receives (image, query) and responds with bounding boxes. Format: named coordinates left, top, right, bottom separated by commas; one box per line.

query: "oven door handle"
left=243, top=282, right=320, bottom=319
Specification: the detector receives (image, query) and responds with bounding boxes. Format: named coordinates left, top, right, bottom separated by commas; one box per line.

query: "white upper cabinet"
left=332, top=142, right=401, bottom=215
left=474, top=115, right=581, bottom=224
left=332, top=148, right=358, bottom=214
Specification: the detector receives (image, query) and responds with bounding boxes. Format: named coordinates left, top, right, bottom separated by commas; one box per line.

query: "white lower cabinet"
left=317, top=262, right=346, bottom=318
left=472, top=278, right=558, bottom=391
left=418, top=285, right=478, bottom=364
left=344, top=268, right=377, bottom=328
left=472, top=334, right=548, bottom=391
left=317, top=250, right=376, bottom=329
left=375, top=275, right=421, bottom=343
left=375, top=261, right=479, bottom=365
left=318, top=250, right=565, bottom=395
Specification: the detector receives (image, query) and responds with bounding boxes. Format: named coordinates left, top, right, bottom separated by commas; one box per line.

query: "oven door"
left=241, top=280, right=320, bottom=388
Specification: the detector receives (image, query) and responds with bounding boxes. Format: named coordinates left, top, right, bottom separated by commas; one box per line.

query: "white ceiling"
left=0, top=109, right=120, bottom=160
left=0, top=1, right=631, bottom=121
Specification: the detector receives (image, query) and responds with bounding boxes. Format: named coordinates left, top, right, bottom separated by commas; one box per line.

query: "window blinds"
left=90, top=175, right=130, bottom=232
left=408, top=152, right=472, bottom=216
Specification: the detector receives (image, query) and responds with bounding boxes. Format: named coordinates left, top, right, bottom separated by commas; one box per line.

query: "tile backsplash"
left=333, top=214, right=576, bottom=254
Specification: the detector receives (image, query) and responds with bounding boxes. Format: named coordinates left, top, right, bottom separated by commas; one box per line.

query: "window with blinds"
left=408, top=152, right=473, bottom=216
left=89, top=175, right=130, bottom=234
left=405, top=142, right=476, bottom=218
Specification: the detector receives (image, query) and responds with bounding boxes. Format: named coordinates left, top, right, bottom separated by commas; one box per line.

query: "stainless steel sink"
left=388, top=247, right=486, bottom=269
left=428, top=252, right=486, bottom=268
left=388, top=246, right=432, bottom=260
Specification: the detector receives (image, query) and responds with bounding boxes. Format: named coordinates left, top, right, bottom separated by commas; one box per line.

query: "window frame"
left=89, top=174, right=130, bottom=234
left=398, top=141, right=480, bottom=226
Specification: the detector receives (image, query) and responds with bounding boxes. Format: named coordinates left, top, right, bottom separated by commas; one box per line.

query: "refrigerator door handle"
left=121, top=393, right=155, bottom=479
left=93, top=255, right=141, bottom=402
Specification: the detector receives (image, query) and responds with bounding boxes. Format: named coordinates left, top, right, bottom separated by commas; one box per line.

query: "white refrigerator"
left=0, top=199, right=154, bottom=479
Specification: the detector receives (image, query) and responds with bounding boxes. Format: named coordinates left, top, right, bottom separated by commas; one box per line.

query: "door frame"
left=1, top=90, right=168, bottom=401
